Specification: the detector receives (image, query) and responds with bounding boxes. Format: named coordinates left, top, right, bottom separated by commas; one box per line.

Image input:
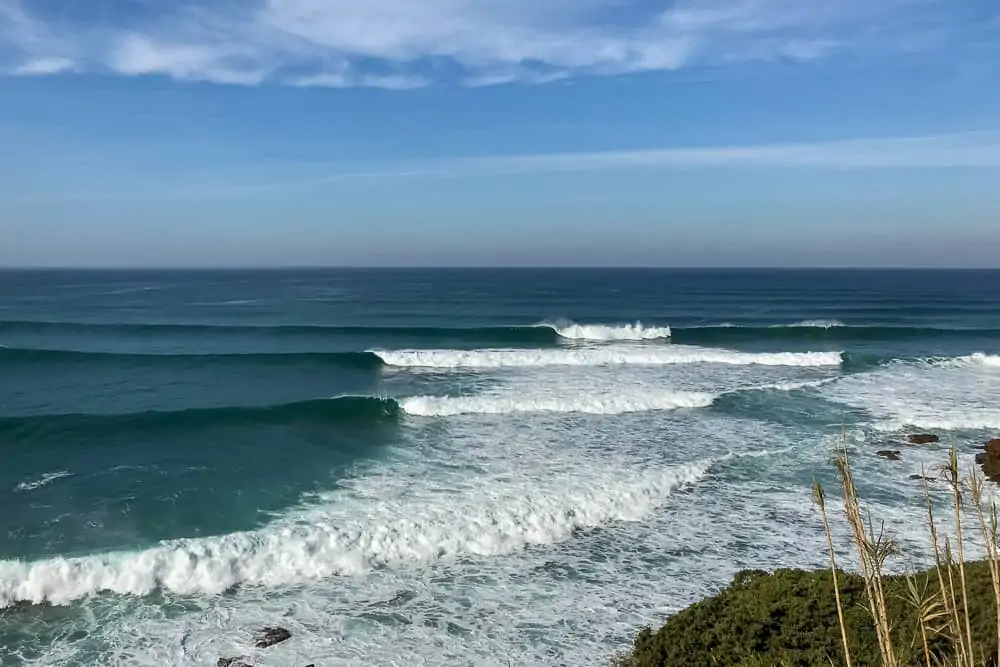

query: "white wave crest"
left=913, top=353, right=1000, bottom=369
left=550, top=322, right=671, bottom=341
left=970, top=353, right=1000, bottom=367
left=786, top=319, right=845, bottom=328
left=14, top=471, right=73, bottom=492
left=400, top=390, right=714, bottom=416
left=373, top=346, right=842, bottom=369
left=746, top=378, right=838, bottom=393
left=0, top=463, right=710, bottom=608
left=874, top=416, right=1000, bottom=432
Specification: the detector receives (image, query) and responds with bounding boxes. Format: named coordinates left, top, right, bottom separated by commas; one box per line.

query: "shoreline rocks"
left=255, top=627, right=292, bottom=649
left=217, top=659, right=249, bottom=667
left=981, top=439, right=1000, bottom=483
left=876, top=450, right=901, bottom=461
left=908, top=433, right=940, bottom=445
left=218, top=626, right=294, bottom=666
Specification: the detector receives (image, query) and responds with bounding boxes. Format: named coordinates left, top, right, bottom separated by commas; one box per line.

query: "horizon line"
left=3, top=265, right=1000, bottom=271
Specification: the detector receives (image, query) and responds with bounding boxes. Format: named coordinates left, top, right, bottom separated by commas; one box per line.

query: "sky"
left=1, top=0, right=1000, bottom=267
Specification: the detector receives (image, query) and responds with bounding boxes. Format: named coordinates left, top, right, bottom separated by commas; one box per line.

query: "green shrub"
left=617, top=561, right=998, bottom=667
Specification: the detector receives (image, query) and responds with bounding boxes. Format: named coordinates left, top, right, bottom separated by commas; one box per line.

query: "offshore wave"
left=0, top=461, right=711, bottom=608
left=0, top=396, right=401, bottom=438
left=0, top=320, right=560, bottom=344
left=549, top=322, right=672, bottom=340
left=0, top=379, right=838, bottom=435
left=4, top=318, right=995, bottom=347
left=1, top=344, right=861, bottom=371
left=0, top=347, right=385, bottom=369
left=671, top=323, right=1000, bottom=344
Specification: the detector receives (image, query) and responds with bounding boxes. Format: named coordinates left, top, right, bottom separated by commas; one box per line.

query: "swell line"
left=0, top=396, right=401, bottom=438
left=0, top=347, right=384, bottom=369
left=4, top=319, right=997, bottom=346
left=0, top=320, right=560, bottom=344
left=671, top=323, right=1000, bottom=344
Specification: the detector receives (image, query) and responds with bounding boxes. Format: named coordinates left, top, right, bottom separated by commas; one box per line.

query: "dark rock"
left=217, top=658, right=250, bottom=667
left=908, top=433, right=940, bottom=445
left=876, top=450, right=901, bottom=461
left=910, top=474, right=936, bottom=482
left=981, top=439, right=1000, bottom=483
left=255, top=626, right=292, bottom=649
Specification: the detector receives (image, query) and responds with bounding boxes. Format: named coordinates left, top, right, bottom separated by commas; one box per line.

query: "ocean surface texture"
left=1, top=268, right=999, bottom=666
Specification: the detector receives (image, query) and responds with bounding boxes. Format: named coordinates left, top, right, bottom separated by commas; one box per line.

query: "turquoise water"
left=1, top=268, right=999, bottom=665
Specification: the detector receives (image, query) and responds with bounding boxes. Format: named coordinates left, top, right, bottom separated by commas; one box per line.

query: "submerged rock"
left=908, top=433, right=940, bottom=445
left=217, top=658, right=250, bottom=667
left=255, top=626, right=292, bottom=649
left=877, top=450, right=901, bottom=461
left=910, top=474, right=937, bottom=482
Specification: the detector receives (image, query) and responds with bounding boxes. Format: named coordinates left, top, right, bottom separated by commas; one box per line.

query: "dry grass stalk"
left=969, top=468, right=1000, bottom=667
left=814, top=477, right=854, bottom=667
left=836, top=447, right=899, bottom=667
left=922, top=468, right=969, bottom=664
left=943, top=446, right=976, bottom=667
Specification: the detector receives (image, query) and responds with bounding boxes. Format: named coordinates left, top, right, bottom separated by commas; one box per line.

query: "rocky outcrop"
left=255, top=627, right=292, bottom=649
left=877, top=450, right=901, bottom=461
left=980, top=439, right=1000, bottom=483
left=908, top=433, right=940, bottom=445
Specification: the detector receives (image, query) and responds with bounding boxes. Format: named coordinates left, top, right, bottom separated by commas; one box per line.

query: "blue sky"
left=2, top=0, right=1000, bottom=267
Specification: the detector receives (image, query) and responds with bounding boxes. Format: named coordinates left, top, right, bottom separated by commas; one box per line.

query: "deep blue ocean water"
left=1, top=268, right=999, bottom=666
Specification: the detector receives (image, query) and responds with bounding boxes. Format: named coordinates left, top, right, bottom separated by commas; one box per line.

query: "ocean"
left=1, top=268, right=999, bottom=666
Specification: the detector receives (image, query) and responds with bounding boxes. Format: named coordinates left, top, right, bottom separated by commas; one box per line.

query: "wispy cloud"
left=183, top=130, right=1000, bottom=197
left=13, top=55, right=73, bottom=75
left=0, top=0, right=994, bottom=86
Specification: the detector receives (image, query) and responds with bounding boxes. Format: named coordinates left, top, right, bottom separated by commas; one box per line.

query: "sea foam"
left=823, top=354, right=1000, bottom=432
left=373, top=346, right=843, bottom=369
left=400, top=390, right=715, bottom=416
left=14, top=471, right=73, bottom=492
left=0, top=462, right=710, bottom=608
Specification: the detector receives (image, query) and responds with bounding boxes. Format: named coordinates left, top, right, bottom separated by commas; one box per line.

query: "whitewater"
left=3, top=269, right=1000, bottom=667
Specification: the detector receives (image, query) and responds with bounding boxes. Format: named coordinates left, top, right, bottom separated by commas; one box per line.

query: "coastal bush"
left=616, top=444, right=1000, bottom=667
left=615, top=561, right=997, bottom=666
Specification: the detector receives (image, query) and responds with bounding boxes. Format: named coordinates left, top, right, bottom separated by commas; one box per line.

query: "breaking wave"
left=372, top=347, right=844, bottom=369
left=0, top=462, right=711, bottom=607
left=549, top=322, right=672, bottom=341
left=400, top=390, right=714, bottom=416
